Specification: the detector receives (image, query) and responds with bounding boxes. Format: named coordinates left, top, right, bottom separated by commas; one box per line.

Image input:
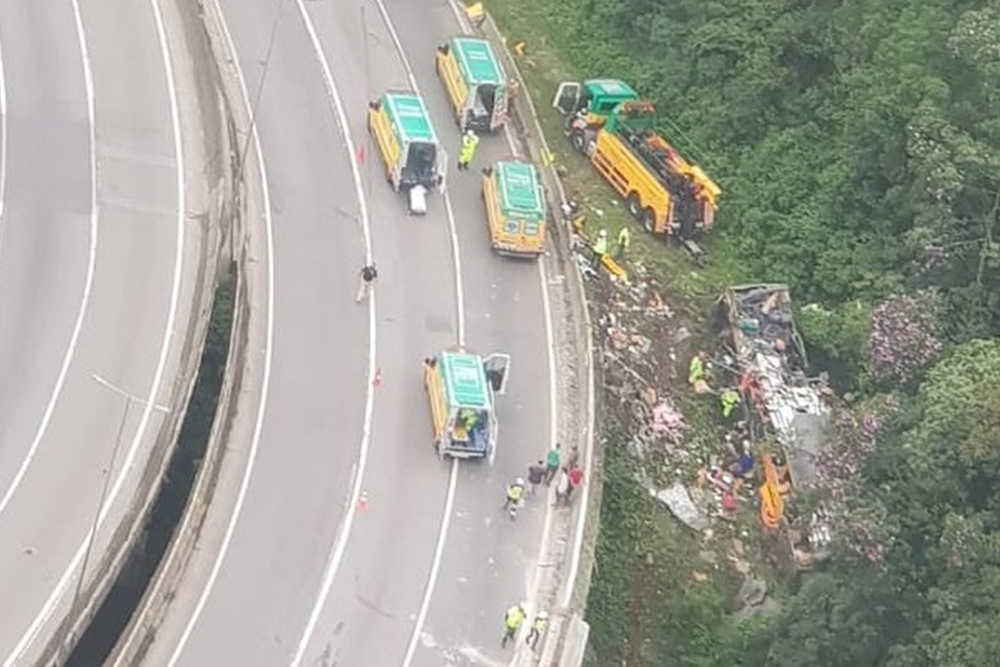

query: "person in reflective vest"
left=504, top=478, right=526, bottom=511
left=591, top=229, right=609, bottom=267
left=526, top=611, right=550, bottom=650
left=501, top=603, right=526, bottom=648
left=457, top=130, right=480, bottom=170
left=720, top=388, right=741, bottom=418
left=688, top=351, right=708, bottom=385
left=616, top=226, right=631, bottom=259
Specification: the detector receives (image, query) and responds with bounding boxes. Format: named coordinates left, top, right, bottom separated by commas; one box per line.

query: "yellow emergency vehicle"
left=435, top=36, right=509, bottom=133
left=423, top=349, right=510, bottom=463
left=481, top=160, right=546, bottom=257
left=367, top=90, right=446, bottom=214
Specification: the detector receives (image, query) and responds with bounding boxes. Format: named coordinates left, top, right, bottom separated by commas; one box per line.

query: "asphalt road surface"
left=146, top=0, right=555, bottom=665
left=0, top=0, right=198, bottom=663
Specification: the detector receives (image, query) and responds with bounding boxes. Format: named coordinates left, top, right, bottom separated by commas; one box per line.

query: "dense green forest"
left=492, top=0, right=1000, bottom=664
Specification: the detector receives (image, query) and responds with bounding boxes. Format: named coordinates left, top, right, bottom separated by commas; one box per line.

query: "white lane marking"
left=164, top=0, right=276, bottom=664
left=2, top=0, right=187, bottom=662
left=287, top=0, right=381, bottom=663
left=0, top=0, right=101, bottom=519
left=0, top=25, right=7, bottom=242
left=401, top=458, right=458, bottom=667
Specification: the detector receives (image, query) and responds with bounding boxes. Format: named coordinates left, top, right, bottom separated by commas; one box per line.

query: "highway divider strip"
left=31, top=0, right=235, bottom=664
left=81, top=0, right=259, bottom=664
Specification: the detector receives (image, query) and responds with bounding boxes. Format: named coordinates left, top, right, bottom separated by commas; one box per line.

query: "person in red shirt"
left=566, top=466, right=585, bottom=504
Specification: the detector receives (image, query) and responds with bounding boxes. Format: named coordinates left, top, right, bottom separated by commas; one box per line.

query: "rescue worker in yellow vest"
left=688, top=351, right=709, bottom=386
left=720, top=388, right=741, bottom=419
left=526, top=611, right=550, bottom=650
left=457, top=129, right=480, bottom=170
left=501, top=603, right=526, bottom=648
left=615, top=226, right=631, bottom=259
left=591, top=228, right=609, bottom=267
left=504, top=477, right=526, bottom=512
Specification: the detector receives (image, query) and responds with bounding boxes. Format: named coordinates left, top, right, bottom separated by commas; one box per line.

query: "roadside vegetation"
left=486, top=0, right=1000, bottom=664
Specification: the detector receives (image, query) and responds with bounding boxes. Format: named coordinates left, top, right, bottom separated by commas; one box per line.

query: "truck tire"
left=642, top=208, right=657, bottom=233
left=625, top=193, right=642, bottom=219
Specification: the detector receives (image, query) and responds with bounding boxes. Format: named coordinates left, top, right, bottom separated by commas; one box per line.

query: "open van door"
left=491, top=83, right=509, bottom=132
left=436, top=147, right=448, bottom=194
left=483, top=352, right=511, bottom=395
left=487, top=411, right=498, bottom=466
left=552, top=81, right=582, bottom=116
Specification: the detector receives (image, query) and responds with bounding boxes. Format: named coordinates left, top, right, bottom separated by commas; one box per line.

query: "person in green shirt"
left=544, top=443, right=562, bottom=484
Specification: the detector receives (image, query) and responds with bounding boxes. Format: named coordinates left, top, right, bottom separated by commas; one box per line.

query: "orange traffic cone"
left=356, top=491, right=369, bottom=511
left=373, top=368, right=383, bottom=388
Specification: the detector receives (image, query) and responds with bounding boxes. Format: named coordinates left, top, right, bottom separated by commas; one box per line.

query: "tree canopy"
left=515, top=0, right=1000, bottom=663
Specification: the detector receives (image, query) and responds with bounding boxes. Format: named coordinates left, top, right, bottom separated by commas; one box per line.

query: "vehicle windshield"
left=404, top=141, right=437, bottom=182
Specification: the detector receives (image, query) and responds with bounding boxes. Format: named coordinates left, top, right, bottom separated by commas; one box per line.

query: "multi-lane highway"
left=139, top=0, right=559, bottom=665
left=0, top=0, right=205, bottom=663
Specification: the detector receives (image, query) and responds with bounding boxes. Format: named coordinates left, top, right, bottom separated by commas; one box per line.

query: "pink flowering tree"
left=810, top=397, right=900, bottom=568
left=867, top=289, right=943, bottom=389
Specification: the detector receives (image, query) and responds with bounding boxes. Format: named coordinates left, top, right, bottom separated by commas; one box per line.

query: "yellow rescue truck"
left=367, top=90, right=447, bottom=214
left=423, top=349, right=510, bottom=464
left=553, top=80, right=721, bottom=241
left=435, top=36, right=510, bottom=133
left=481, top=159, right=546, bottom=257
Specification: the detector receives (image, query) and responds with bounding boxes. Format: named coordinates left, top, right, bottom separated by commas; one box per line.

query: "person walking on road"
left=356, top=263, right=378, bottom=303
left=544, top=443, right=562, bottom=485
left=526, top=611, right=550, bottom=650
left=457, top=129, right=480, bottom=170
left=566, top=466, right=585, bottom=505
left=555, top=467, right=571, bottom=506
left=502, top=603, right=526, bottom=648
left=566, top=444, right=580, bottom=470
left=527, top=460, right=546, bottom=495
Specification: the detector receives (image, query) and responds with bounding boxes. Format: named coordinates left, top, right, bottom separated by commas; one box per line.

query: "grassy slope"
left=481, top=1, right=756, bottom=664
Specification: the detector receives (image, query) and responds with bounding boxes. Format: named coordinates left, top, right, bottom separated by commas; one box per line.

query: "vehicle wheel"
left=642, top=208, right=656, bottom=233
left=570, top=130, right=587, bottom=153
left=625, top=193, right=642, bottom=219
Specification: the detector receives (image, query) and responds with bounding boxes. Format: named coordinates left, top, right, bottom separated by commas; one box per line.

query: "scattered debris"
left=653, top=483, right=710, bottom=531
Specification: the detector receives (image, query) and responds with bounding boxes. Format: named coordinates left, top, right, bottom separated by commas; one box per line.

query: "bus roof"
left=440, top=351, right=491, bottom=409
left=383, top=92, right=437, bottom=144
left=451, top=37, right=504, bottom=86
left=583, top=78, right=638, bottom=99
left=495, top=161, right=544, bottom=219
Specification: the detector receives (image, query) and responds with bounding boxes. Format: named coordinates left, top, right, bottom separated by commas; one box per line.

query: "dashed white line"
left=164, top=0, right=275, bottom=664
left=287, top=0, right=381, bottom=663
left=2, top=0, right=187, bottom=662
left=0, top=0, right=101, bottom=520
